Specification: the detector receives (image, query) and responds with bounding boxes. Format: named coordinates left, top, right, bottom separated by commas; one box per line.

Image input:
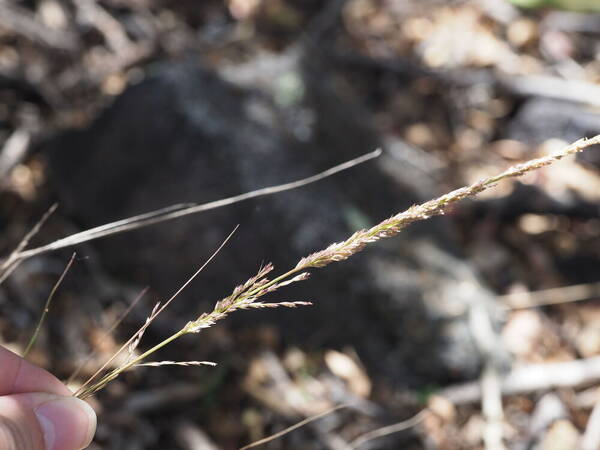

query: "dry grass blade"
left=12, top=203, right=58, bottom=255
left=350, top=410, right=427, bottom=448
left=0, top=203, right=57, bottom=284
left=1, top=150, right=381, bottom=281
left=0, top=259, right=24, bottom=287
left=67, top=286, right=149, bottom=384
left=75, top=225, right=239, bottom=398
left=240, top=405, right=347, bottom=450
left=22, top=252, right=76, bottom=357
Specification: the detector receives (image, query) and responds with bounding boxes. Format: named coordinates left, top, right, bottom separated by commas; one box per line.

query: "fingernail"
left=34, top=396, right=96, bottom=450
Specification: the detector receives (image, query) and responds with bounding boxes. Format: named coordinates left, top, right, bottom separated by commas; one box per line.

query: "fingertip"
left=34, top=396, right=96, bottom=450
left=0, top=346, right=71, bottom=396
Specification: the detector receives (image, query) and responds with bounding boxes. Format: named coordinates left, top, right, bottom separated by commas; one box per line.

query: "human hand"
left=0, top=345, right=96, bottom=450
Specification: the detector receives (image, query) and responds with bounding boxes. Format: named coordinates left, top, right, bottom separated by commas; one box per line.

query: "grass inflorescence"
left=74, top=134, right=600, bottom=400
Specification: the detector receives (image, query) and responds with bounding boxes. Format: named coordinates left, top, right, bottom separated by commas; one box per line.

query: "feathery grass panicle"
left=297, top=135, right=600, bottom=269
left=184, top=135, right=600, bottom=338
left=214, top=263, right=274, bottom=312
left=76, top=135, right=600, bottom=399
left=182, top=267, right=311, bottom=335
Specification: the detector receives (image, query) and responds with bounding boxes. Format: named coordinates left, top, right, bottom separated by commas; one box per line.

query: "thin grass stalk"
left=76, top=135, right=600, bottom=399
left=77, top=327, right=188, bottom=398
left=240, top=405, right=348, bottom=450
left=0, top=203, right=57, bottom=284
left=67, top=286, right=149, bottom=384
left=0, top=150, right=381, bottom=284
left=349, top=409, right=427, bottom=448
left=74, top=225, right=239, bottom=398
left=22, top=252, right=76, bottom=357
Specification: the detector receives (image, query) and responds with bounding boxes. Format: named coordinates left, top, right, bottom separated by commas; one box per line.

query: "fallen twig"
left=0, top=128, right=31, bottom=182
left=469, top=303, right=506, bottom=450
left=496, top=74, right=600, bottom=108
left=350, top=410, right=427, bottom=449
left=440, top=356, right=600, bottom=404
left=582, top=400, right=600, bottom=450
left=240, top=405, right=347, bottom=450
left=500, top=281, right=600, bottom=309
left=0, top=0, right=78, bottom=51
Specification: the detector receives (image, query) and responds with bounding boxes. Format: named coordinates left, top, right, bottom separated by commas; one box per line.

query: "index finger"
left=0, top=346, right=71, bottom=396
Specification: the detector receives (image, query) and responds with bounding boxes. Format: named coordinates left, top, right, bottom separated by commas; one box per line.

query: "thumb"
left=0, top=393, right=96, bottom=450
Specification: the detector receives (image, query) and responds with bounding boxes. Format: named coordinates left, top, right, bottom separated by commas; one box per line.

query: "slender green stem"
left=245, top=267, right=303, bottom=298
left=75, top=226, right=239, bottom=398
left=77, top=328, right=188, bottom=398
left=121, top=329, right=187, bottom=373
left=67, top=287, right=148, bottom=384
left=23, top=253, right=76, bottom=358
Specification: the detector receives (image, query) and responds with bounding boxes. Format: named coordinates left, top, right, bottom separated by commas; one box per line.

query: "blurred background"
left=1, top=0, right=600, bottom=448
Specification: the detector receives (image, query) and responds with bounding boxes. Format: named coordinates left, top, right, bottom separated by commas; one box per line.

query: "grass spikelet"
left=135, top=361, right=217, bottom=368
left=242, top=301, right=313, bottom=309
left=128, top=301, right=161, bottom=359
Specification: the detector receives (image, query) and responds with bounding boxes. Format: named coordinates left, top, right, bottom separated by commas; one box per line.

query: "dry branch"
left=0, top=128, right=31, bottom=182
left=500, top=281, right=600, bottom=309
left=582, top=401, right=600, bottom=450
left=240, top=405, right=347, bottom=450
left=440, top=355, right=600, bottom=404
left=350, top=410, right=426, bottom=449
left=0, top=1, right=78, bottom=51
left=497, top=74, right=600, bottom=108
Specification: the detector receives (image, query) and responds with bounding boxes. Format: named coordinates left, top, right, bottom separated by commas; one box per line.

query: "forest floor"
left=1, top=1, right=600, bottom=449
